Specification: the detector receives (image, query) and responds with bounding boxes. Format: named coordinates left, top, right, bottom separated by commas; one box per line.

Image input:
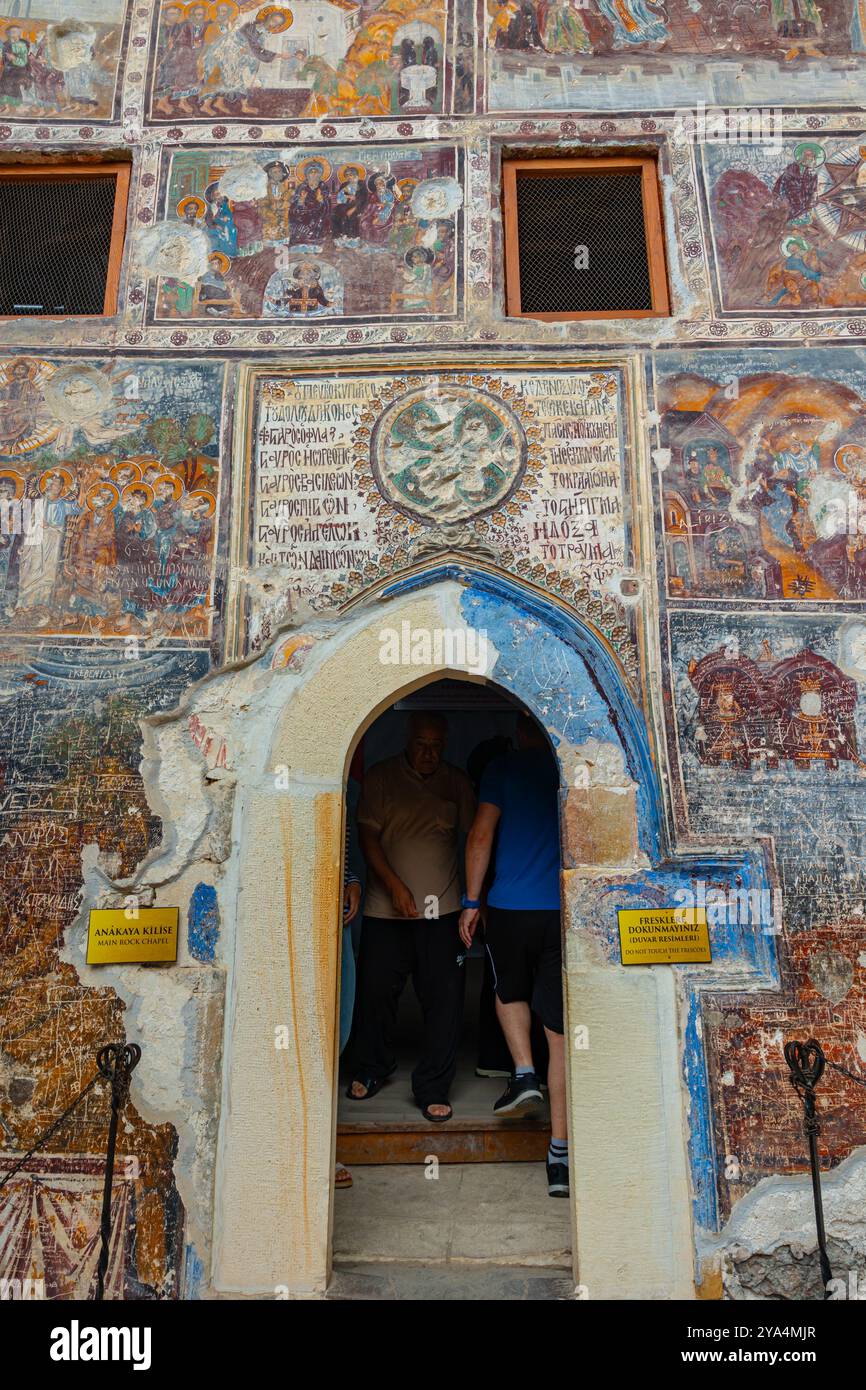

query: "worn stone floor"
left=329, top=1161, right=573, bottom=1299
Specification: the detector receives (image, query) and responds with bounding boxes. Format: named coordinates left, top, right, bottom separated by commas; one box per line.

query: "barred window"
left=503, top=156, right=669, bottom=320
left=0, top=163, right=130, bottom=318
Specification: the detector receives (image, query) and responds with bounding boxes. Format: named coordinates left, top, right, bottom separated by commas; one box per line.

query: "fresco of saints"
left=289, top=159, right=331, bottom=249
left=539, top=0, right=590, bottom=54
left=773, top=143, right=822, bottom=224
left=359, top=172, right=398, bottom=246
left=0, top=359, right=45, bottom=451
left=771, top=0, right=823, bottom=39
left=595, top=0, right=668, bottom=46
left=116, top=483, right=157, bottom=624
left=0, top=23, right=33, bottom=107
left=65, top=481, right=119, bottom=620
left=16, top=469, right=80, bottom=618
left=0, top=471, right=22, bottom=614
left=332, top=165, right=366, bottom=244
left=200, top=6, right=291, bottom=115
left=258, top=161, right=293, bottom=244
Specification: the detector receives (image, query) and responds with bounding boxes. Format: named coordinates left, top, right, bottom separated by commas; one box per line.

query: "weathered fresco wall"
left=0, top=0, right=864, bottom=1299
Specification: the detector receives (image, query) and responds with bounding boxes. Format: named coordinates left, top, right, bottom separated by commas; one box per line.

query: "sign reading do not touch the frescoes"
left=617, top=908, right=711, bottom=966
left=87, top=908, right=179, bottom=965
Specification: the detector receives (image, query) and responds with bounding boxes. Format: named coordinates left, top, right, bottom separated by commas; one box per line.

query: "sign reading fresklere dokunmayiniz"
left=617, top=908, right=711, bottom=966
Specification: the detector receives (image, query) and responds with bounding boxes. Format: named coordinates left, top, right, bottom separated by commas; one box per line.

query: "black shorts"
left=484, top=907, right=563, bottom=1035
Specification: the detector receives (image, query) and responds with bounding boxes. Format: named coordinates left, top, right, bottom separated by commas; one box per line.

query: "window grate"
left=503, top=157, right=669, bottom=319
left=0, top=175, right=120, bottom=317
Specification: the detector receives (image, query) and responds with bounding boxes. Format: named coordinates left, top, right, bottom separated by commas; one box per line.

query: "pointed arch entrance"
left=211, top=570, right=695, bottom=1299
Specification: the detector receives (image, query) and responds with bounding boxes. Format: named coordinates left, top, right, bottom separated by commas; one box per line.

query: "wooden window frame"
left=0, top=160, right=131, bottom=320
left=502, top=154, right=670, bottom=321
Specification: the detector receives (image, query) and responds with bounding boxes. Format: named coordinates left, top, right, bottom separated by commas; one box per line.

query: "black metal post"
left=783, top=1038, right=833, bottom=1298
left=95, top=1043, right=141, bottom=1301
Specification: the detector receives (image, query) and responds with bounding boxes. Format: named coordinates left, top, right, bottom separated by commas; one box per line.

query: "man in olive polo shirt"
left=347, top=711, right=475, bottom=1122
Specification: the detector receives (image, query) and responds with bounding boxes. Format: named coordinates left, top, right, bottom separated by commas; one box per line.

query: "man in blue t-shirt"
left=459, top=713, right=568, bottom=1198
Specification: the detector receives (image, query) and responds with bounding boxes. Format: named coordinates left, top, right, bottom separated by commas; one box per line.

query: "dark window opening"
left=503, top=156, right=669, bottom=321
left=0, top=164, right=130, bottom=318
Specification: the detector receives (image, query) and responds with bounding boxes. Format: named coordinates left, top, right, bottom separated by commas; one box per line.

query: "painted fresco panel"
left=669, top=609, right=866, bottom=925
left=146, top=144, right=463, bottom=325
left=654, top=348, right=866, bottom=602
left=147, top=0, right=452, bottom=122
left=0, top=1, right=128, bottom=121
left=486, top=0, right=866, bottom=111
left=0, top=642, right=208, bottom=1298
left=702, top=138, right=866, bottom=315
left=240, top=364, right=634, bottom=661
left=0, top=357, right=226, bottom=641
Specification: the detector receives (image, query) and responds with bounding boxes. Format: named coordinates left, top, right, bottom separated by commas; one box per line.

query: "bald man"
left=347, top=712, right=475, bottom=1122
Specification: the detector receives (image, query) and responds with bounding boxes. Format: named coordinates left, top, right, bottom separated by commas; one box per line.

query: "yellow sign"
left=617, top=908, right=711, bottom=966
left=87, top=908, right=179, bottom=965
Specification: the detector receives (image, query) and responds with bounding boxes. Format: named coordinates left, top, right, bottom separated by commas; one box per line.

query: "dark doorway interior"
left=337, top=678, right=555, bottom=1167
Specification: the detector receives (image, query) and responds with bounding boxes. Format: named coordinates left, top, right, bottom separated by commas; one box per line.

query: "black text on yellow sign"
left=617, top=907, right=711, bottom=966
left=87, top=908, right=179, bottom=965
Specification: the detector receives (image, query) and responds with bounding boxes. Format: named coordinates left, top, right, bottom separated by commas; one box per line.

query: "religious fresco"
left=667, top=610, right=866, bottom=1214
left=0, top=1, right=128, bottom=120
left=670, top=611, right=866, bottom=912
left=0, top=357, right=225, bottom=641
left=486, top=0, right=866, bottom=111
left=145, top=144, right=462, bottom=324
left=0, top=642, right=208, bottom=1298
left=238, top=364, right=635, bottom=667
left=147, top=0, right=450, bottom=122
left=654, top=348, right=866, bottom=602
left=703, top=138, right=866, bottom=315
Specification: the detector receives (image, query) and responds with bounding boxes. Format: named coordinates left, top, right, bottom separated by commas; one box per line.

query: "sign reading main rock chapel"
left=617, top=908, right=712, bottom=966
left=87, top=908, right=179, bottom=965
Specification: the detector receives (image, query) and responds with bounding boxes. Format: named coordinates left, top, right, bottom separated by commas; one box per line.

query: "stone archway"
left=206, top=570, right=695, bottom=1298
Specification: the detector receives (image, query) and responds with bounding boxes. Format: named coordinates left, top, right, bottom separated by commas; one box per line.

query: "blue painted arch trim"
left=380, top=562, right=665, bottom=860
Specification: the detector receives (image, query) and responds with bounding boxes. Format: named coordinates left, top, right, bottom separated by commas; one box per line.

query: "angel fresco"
left=0, top=358, right=222, bottom=639
left=149, top=0, right=447, bottom=121
left=155, top=147, right=462, bottom=323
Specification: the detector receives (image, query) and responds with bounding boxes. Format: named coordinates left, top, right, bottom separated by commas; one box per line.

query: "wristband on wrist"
left=461, top=895, right=481, bottom=909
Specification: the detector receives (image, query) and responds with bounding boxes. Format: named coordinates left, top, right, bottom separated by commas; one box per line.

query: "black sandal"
left=345, top=1075, right=385, bottom=1100
left=420, top=1101, right=453, bottom=1123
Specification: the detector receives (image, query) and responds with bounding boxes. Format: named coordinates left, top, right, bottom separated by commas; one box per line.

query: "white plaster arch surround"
left=138, top=574, right=694, bottom=1298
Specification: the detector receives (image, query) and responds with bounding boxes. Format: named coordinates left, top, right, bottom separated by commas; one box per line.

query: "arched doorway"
left=332, top=675, right=572, bottom=1288
left=210, top=570, right=694, bottom=1299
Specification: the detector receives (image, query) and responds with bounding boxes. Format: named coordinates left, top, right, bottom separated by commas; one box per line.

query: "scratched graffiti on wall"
left=0, top=644, right=209, bottom=1296
left=0, top=358, right=225, bottom=641
left=655, top=348, right=866, bottom=602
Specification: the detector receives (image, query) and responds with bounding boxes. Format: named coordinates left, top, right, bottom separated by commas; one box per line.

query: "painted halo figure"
left=16, top=468, right=79, bottom=618
left=289, top=157, right=331, bottom=249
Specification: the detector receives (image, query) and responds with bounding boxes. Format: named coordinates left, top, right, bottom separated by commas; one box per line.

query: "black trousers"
left=351, top=913, right=466, bottom=1106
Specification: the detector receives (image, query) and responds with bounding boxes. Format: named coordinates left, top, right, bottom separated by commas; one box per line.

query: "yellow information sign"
left=87, top=908, right=179, bottom=965
left=617, top=908, right=711, bottom=966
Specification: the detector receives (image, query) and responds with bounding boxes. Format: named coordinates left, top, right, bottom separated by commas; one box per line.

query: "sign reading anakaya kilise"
left=87, top=908, right=179, bottom=965
left=617, top=908, right=711, bottom=966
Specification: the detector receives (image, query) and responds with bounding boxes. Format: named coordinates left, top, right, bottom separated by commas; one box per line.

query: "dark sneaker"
left=547, top=1160, right=570, bottom=1198
left=493, top=1072, right=543, bottom=1114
